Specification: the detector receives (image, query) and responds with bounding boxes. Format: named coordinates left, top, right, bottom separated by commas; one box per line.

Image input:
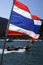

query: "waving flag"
left=8, top=0, right=42, bottom=39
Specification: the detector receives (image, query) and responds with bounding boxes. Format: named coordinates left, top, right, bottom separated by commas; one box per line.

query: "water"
left=0, top=40, right=43, bottom=65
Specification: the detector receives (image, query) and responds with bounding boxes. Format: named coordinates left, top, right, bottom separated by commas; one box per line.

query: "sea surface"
left=0, top=40, right=43, bottom=65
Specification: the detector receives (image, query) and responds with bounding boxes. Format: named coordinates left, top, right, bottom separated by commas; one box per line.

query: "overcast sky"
left=0, top=0, right=43, bottom=19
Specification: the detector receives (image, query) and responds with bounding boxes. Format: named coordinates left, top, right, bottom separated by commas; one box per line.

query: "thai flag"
left=8, top=0, right=42, bottom=39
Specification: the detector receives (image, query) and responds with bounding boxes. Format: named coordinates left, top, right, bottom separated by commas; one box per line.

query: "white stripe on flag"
left=9, top=24, right=39, bottom=39
left=34, top=20, right=42, bottom=25
left=13, top=5, right=32, bottom=19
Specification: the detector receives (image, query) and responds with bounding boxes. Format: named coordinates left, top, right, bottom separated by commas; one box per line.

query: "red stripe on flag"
left=8, top=30, right=26, bottom=36
left=14, top=0, right=30, bottom=12
left=32, top=15, right=41, bottom=20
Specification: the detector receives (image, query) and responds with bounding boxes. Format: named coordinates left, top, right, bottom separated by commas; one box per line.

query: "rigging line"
left=0, top=0, right=15, bottom=65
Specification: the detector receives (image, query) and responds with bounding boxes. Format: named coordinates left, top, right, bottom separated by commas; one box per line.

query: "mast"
left=0, top=0, right=15, bottom=65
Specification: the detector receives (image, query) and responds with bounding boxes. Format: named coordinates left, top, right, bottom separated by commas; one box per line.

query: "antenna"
left=0, top=0, right=15, bottom=65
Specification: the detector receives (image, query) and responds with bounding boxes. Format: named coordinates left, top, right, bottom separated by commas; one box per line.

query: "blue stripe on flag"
left=34, top=25, right=40, bottom=34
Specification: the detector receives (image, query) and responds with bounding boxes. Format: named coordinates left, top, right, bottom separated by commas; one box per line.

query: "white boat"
left=0, top=48, right=26, bottom=54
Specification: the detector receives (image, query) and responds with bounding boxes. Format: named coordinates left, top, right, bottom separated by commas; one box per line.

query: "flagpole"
left=0, top=0, right=15, bottom=65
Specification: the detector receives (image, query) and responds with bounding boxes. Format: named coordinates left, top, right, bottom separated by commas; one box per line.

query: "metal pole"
left=0, top=0, right=15, bottom=65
